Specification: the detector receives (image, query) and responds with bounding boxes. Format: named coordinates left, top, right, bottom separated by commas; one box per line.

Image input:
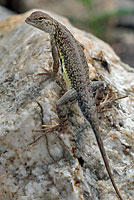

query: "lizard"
left=25, top=11, right=123, bottom=200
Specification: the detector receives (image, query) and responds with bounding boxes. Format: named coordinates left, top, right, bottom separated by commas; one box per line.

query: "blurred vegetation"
left=78, top=0, right=93, bottom=9
left=70, top=0, right=134, bottom=40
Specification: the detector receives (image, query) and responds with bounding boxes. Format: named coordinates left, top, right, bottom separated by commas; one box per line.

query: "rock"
left=0, top=8, right=134, bottom=200
left=0, top=6, right=15, bottom=20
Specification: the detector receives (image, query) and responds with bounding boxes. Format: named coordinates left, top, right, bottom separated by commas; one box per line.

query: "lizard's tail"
left=89, top=119, right=123, bottom=200
left=78, top=98, right=123, bottom=200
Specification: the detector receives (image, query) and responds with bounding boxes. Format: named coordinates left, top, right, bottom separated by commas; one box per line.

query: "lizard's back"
left=54, top=22, right=96, bottom=120
left=54, top=23, right=90, bottom=92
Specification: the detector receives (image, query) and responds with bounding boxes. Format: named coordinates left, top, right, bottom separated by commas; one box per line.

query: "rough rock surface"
left=0, top=8, right=134, bottom=200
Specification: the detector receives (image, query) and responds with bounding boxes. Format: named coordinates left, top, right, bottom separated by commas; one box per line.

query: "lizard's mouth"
left=25, top=17, right=29, bottom=23
left=25, top=17, right=34, bottom=26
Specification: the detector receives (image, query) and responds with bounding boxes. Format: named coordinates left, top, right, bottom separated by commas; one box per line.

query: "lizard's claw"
left=42, top=120, right=59, bottom=128
left=37, top=67, right=56, bottom=78
left=29, top=123, right=66, bottom=146
left=34, top=123, right=63, bottom=133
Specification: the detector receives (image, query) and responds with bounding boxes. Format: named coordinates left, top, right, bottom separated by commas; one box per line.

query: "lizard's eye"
left=38, top=17, right=44, bottom=21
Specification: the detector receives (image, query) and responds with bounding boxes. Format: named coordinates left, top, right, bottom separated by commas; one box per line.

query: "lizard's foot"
left=97, top=94, right=128, bottom=113
left=35, top=120, right=66, bottom=133
left=37, top=67, right=56, bottom=78
left=29, top=121, right=68, bottom=146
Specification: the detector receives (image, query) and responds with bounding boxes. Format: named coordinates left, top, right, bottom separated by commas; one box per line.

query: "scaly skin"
left=25, top=11, right=123, bottom=200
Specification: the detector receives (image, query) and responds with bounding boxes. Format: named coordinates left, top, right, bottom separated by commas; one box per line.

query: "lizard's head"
left=25, top=11, right=56, bottom=33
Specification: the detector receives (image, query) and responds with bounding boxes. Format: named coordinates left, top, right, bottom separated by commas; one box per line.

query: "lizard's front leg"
left=38, top=41, right=59, bottom=78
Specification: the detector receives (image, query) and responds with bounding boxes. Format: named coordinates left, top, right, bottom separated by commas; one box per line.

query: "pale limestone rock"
left=0, top=8, right=134, bottom=200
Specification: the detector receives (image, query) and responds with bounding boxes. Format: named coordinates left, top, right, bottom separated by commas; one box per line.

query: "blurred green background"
left=0, top=0, right=133, bottom=67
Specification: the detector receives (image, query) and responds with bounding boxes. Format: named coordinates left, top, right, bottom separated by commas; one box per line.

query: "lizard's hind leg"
left=90, top=80, right=107, bottom=106
left=30, top=89, right=78, bottom=145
